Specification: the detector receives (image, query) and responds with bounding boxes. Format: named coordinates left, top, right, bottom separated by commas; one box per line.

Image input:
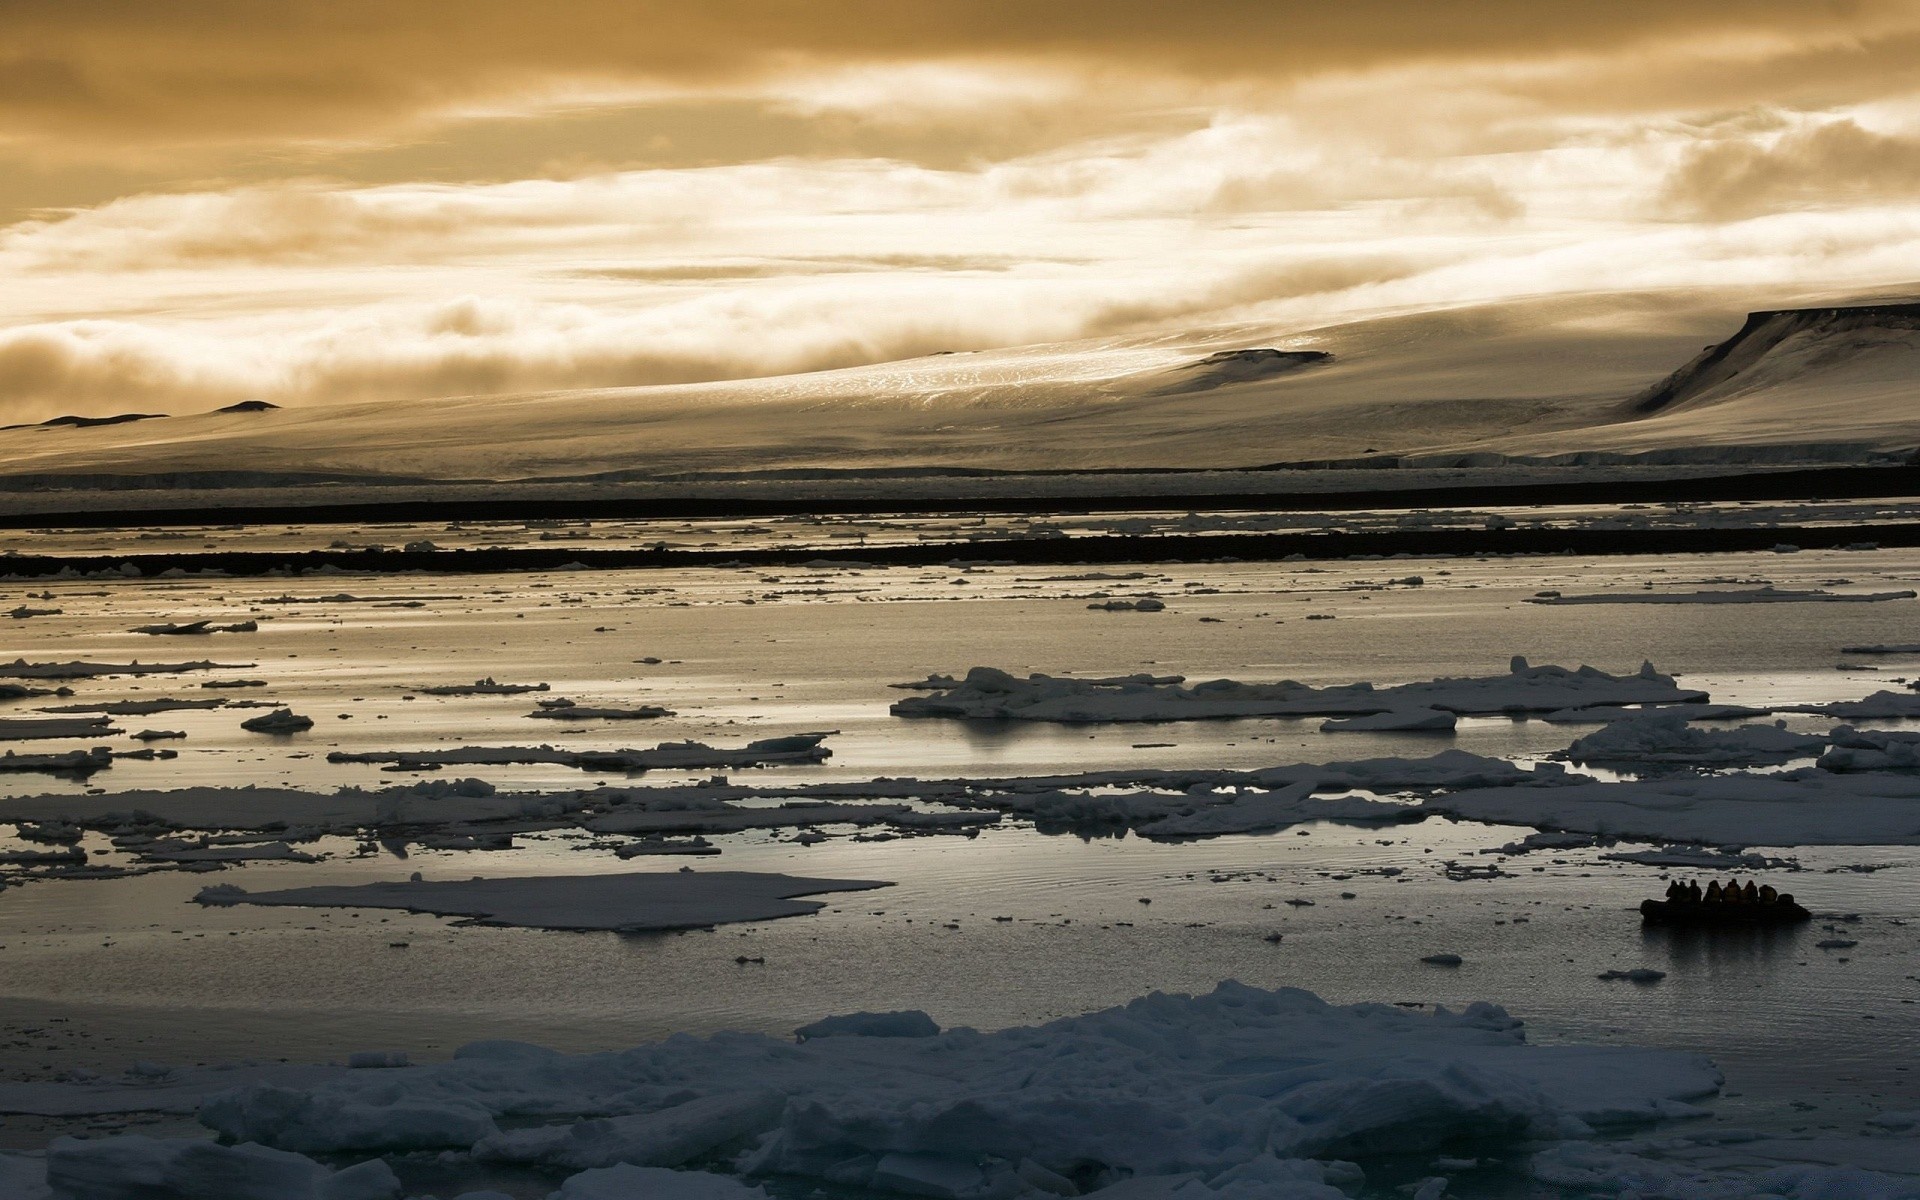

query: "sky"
left=2, top=0, right=1919, bottom=420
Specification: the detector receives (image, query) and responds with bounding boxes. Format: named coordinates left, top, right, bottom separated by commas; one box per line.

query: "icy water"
left=3, top=541, right=1920, bottom=1177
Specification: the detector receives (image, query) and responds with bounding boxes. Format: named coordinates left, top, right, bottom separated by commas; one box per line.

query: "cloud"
left=1661, top=117, right=1920, bottom=219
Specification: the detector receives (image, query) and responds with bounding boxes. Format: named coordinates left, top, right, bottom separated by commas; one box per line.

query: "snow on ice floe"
left=1529, top=586, right=1917, bottom=605
left=118, top=982, right=1718, bottom=1197
left=1820, top=727, right=1920, bottom=770
left=194, top=870, right=891, bottom=932
left=1558, top=713, right=1825, bottom=767
left=891, top=660, right=1705, bottom=723
left=1423, top=769, right=1920, bottom=847
left=1319, top=709, right=1456, bottom=733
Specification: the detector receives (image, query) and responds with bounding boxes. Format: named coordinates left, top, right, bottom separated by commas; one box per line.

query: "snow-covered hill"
left=0, top=288, right=1913, bottom=486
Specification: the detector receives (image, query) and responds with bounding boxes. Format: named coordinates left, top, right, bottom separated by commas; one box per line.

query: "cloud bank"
left=0, top=1, right=1917, bottom=420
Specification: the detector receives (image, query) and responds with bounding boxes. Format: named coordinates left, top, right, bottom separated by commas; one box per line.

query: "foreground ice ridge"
left=891, top=659, right=1706, bottom=722
left=160, top=982, right=1718, bottom=1198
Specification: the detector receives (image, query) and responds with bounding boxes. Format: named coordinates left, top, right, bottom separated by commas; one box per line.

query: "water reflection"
left=1642, top=919, right=1807, bottom=968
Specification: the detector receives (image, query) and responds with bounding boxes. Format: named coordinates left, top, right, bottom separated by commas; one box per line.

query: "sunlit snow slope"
left=0, top=289, right=1914, bottom=484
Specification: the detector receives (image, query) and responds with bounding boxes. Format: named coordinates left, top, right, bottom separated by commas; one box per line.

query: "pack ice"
left=102, top=983, right=1717, bottom=1199
left=891, top=660, right=1705, bottom=723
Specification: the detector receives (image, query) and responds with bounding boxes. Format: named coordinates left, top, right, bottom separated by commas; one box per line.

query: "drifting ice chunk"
left=419, top=678, right=550, bottom=696
left=241, top=709, right=314, bottom=734
left=1530, top=587, right=1916, bottom=605
left=131, top=620, right=259, bottom=635
left=194, top=870, right=892, bottom=932
left=526, top=704, right=674, bottom=721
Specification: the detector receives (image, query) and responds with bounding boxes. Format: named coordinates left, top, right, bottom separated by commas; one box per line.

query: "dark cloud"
left=1662, top=119, right=1920, bottom=220
left=0, top=1, right=1908, bottom=148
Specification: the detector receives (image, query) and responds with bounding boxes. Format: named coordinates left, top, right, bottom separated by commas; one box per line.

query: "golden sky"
left=2, top=0, right=1919, bottom=417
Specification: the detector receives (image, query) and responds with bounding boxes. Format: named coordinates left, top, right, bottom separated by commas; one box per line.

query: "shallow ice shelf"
left=194, top=869, right=893, bottom=932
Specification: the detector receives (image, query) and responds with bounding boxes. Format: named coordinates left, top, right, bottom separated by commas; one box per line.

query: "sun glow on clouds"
left=1, top=2, right=1918, bottom=420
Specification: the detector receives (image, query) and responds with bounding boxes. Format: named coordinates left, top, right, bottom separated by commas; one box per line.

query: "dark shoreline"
left=2, top=462, right=1917, bottom=530
left=6, top=519, right=1914, bottom=578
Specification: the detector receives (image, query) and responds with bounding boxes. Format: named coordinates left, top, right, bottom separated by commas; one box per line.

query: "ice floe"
left=1541, top=703, right=1772, bottom=724
left=0, top=715, right=121, bottom=741
left=41, top=697, right=227, bottom=715
left=1320, top=709, right=1456, bottom=733
left=1530, top=586, right=1917, bottom=605
left=0, top=659, right=248, bottom=679
left=130, top=619, right=259, bottom=635
left=1786, top=691, right=1920, bottom=719
left=891, top=660, right=1705, bottom=723
left=527, top=700, right=675, bottom=721
left=240, top=708, right=314, bottom=734
left=327, top=734, right=830, bottom=773
left=419, top=678, right=552, bottom=696
left=195, top=869, right=891, bottom=932
left=1424, top=769, right=1920, bottom=847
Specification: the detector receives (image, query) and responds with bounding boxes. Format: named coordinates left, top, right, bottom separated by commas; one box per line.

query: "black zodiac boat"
left=1640, top=898, right=1811, bottom=925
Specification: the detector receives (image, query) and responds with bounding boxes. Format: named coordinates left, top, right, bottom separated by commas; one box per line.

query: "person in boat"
left=1686, top=880, right=1702, bottom=902
left=1666, top=880, right=1685, bottom=901
left=1742, top=880, right=1759, bottom=903
left=1704, top=880, right=1723, bottom=902
left=1760, top=884, right=1778, bottom=904
left=1724, top=879, right=1746, bottom=902
left=1778, top=892, right=1796, bottom=908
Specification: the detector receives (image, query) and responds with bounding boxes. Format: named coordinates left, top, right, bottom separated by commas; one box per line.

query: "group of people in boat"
left=1664, top=878, right=1794, bottom=907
